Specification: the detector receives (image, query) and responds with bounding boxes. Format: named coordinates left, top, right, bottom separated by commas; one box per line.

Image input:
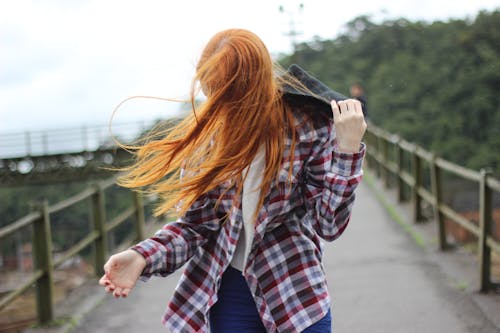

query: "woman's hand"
left=331, top=99, right=367, bottom=153
left=99, top=249, right=147, bottom=298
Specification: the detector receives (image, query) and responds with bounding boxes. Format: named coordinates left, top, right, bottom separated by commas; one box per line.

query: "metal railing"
left=0, top=176, right=156, bottom=325
left=0, top=121, right=154, bottom=158
left=364, top=124, right=500, bottom=292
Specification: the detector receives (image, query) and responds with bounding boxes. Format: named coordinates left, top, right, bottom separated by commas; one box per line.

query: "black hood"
left=282, top=64, right=363, bottom=117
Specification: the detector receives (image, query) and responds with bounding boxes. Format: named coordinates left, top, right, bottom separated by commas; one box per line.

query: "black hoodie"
left=282, top=64, right=367, bottom=120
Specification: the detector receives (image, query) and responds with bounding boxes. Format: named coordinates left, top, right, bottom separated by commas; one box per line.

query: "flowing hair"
left=117, top=29, right=308, bottom=219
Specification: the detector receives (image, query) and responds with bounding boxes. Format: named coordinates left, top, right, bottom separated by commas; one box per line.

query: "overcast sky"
left=1, top=0, right=499, bottom=134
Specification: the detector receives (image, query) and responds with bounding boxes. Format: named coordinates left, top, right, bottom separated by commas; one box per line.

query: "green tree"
left=279, top=10, right=500, bottom=175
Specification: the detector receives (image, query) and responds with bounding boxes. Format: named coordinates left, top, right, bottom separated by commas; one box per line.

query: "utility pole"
left=279, top=3, right=304, bottom=52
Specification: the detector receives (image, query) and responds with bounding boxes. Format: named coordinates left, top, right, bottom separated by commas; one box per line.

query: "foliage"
left=279, top=10, right=500, bottom=175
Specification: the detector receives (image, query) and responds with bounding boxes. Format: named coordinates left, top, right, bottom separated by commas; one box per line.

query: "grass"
left=455, top=280, right=469, bottom=291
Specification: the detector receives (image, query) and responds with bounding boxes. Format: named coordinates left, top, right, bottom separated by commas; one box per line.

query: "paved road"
left=69, top=180, right=499, bottom=333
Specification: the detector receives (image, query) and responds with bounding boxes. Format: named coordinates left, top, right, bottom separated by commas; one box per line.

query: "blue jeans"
left=209, top=265, right=332, bottom=332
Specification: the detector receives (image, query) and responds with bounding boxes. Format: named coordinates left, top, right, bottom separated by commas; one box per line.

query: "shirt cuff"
left=331, top=143, right=366, bottom=177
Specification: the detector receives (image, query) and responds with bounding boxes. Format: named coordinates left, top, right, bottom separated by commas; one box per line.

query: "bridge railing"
left=364, top=123, right=500, bottom=292
left=0, top=121, right=154, bottom=158
left=0, top=176, right=159, bottom=326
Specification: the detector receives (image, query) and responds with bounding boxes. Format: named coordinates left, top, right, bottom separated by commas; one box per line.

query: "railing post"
left=133, top=192, right=146, bottom=241
left=478, top=169, right=492, bottom=292
left=82, top=126, right=88, bottom=151
left=32, top=200, right=54, bottom=325
left=91, top=184, right=107, bottom=277
left=411, top=146, right=423, bottom=223
left=364, top=130, right=370, bottom=168
left=363, top=129, right=372, bottom=169
left=430, top=154, right=447, bottom=250
left=396, top=138, right=405, bottom=202
left=381, top=137, right=390, bottom=187
left=25, top=131, right=32, bottom=156
left=368, top=129, right=376, bottom=171
left=375, top=130, right=382, bottom=178
left=42, top=133, right=49, bottom=155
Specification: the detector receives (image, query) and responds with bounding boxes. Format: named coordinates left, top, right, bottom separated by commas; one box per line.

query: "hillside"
left=279, top=10, right=500, bottom=175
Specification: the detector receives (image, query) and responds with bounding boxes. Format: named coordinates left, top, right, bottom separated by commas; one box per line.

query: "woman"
left=100, top=29, right=366, bottom=332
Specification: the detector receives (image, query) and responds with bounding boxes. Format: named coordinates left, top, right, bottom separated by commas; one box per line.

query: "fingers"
left=121, top=288, right=131, bottom=298
left=101, top=275, right=115, bottom=293
left=335, top=99, right=362, bottom=114
left=100, top=274, right=130, bottom=298
left=102, top=281, right=129, bottom=298
left=99, top=273, right=119, bottom=296
left=353, top=99, right=363, bottom=114
left=99, top=275, right=108, bottom=286
left=112, top=287, right=130, bottom=298
left=331, top=100, right=340, bottom=123
left=332, top=99, right=365, bottom=126
left=338, top=100, right=349, bottom=113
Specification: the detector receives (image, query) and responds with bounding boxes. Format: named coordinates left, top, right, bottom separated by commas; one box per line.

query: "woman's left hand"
left=331, top=99, right=367, bottom=153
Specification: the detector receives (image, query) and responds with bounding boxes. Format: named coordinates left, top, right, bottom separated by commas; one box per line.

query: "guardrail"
left=0, top=176, right=157, bottom=326
left=364, top=123, right=500, bottom=292
left=0, top=121, right=153, bottom=158
left=0, top=147, right=132, bottom=186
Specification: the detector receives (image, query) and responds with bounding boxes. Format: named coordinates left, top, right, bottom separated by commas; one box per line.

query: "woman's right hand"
left=99, top=249, right=147, bottom=298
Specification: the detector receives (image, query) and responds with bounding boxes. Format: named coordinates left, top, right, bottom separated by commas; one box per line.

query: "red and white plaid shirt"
left=132, top=109, right=365, bottom=332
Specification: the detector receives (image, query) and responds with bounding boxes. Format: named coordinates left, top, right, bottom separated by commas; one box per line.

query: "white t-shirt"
left=230, top=147, right=265, bottom=271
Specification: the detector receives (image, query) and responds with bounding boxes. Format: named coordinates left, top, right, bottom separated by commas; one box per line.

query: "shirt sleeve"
left=303, top=124, right=365, bottom=241
left=131, top=191, right=222, bottom=279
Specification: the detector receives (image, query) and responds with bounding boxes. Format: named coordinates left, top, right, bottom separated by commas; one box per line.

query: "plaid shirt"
left=132, top=64, right=365, bottom=332
left=132, top=108, right=365, bottom=332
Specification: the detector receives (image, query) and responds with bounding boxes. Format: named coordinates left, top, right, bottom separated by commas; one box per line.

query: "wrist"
left=336, top=143, right=361, bottom=153
left=128, top=249, right=147, bottom=269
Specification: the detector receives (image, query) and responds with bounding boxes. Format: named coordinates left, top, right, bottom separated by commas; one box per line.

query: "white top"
left=230, top=147, right=265, bottom=271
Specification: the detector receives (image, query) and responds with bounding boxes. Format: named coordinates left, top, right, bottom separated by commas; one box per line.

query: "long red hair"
left=117, top=29, right=302, bottom=218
